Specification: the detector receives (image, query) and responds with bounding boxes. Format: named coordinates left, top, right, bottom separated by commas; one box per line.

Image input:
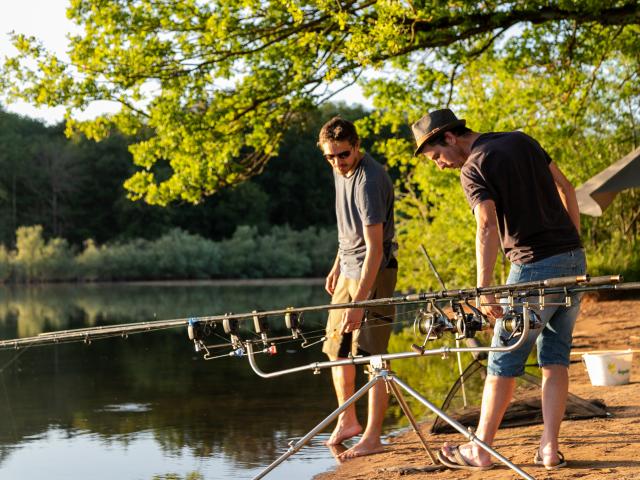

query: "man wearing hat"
left=412, top=109, right=585, bottom=471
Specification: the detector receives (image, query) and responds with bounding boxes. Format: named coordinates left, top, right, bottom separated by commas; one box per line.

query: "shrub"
left=13, top=225, right=75, bottom=282
left=4, top=224, right=338, bottom=282
left=0, top=245, right=12, bottom=282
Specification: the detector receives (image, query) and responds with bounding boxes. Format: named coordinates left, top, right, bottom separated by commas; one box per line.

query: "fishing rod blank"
left=0, top=274, right=625, bottom=351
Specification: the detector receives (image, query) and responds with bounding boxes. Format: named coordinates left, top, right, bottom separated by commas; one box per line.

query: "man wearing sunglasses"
left=318, top=116, right=398, bottom=459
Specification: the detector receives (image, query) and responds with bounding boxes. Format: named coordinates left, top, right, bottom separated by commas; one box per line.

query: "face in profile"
left=420, top=132, right=467, bottom=170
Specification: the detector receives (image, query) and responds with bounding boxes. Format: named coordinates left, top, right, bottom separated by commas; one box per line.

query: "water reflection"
left=0, top=283, right=484, bottom=480
left=0, top=282, right=328, bottom=339
left=0, top=283, right=343, bottom=479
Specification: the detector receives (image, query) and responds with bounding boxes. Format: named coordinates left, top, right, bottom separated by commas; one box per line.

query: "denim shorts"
left=487, top=248, right=587, bottom=377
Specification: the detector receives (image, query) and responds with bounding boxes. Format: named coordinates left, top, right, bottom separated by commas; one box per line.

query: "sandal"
left=437, top=446, right=495, bottom=471
left=534, top=450, right=567, bottom=470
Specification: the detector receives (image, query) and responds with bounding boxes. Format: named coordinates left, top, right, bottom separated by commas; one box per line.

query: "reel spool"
left=413, top=308, right=449, bottom=340
left=222, top=314, right=242, bottom=349
left=453, top=302, right=485, bottom=339
left=188, top=319, right=215, bottom=352
left=285, top=310, right=302, bottom=330
left=411, top=304, right=455, bottom=354
left=222, top=315, right=239, bottom=335
left=253, top=310, right=269, bottom=345
left=500, top=308, right=542, bottom=345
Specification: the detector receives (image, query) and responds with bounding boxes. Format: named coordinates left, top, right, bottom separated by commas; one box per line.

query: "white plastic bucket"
left=582, top=350, right=633, bottom=386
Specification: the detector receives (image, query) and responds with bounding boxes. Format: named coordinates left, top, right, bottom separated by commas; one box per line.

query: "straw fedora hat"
left=412, top=109, right=466, bottom=156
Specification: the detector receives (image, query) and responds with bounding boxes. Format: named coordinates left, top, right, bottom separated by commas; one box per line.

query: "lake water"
left=0, top=282, right=480, bottom=480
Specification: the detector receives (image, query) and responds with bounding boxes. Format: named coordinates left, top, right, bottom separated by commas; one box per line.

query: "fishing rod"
left=0, top=274, right=631, bottom=353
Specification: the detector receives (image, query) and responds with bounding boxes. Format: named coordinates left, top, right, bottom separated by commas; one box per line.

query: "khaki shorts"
left=322, top=267, right=397, bottom=360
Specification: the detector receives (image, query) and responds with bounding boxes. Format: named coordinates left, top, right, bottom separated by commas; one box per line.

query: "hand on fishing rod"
left=340, top=308, right=364, bottom=334
left=479, top=294, right=504, bottom=326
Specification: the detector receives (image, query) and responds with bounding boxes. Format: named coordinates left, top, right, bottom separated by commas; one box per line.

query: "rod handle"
left=543, top=274, right=589, bottom=288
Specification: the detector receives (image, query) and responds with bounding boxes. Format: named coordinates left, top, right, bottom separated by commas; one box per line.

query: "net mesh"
left=430, top=359, right=608, bottom=434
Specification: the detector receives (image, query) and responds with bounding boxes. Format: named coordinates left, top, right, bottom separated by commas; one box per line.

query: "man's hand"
left=325, top=265, right=340, bottom=295
left=479, top=294, right=503, bottom=325
left=340, top=307, right=365, bottom=334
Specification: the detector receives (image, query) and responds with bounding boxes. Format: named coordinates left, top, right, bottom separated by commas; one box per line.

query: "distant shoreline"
left=121, top=277, right=326, bottom=286
left=0, top=277, right=326, bottom=287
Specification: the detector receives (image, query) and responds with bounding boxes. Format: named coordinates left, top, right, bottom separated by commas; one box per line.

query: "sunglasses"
left=323, top=149, right=352, bottom=162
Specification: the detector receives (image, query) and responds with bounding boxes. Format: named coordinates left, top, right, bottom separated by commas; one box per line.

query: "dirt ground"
left=315, top=295, right=640, bottom=480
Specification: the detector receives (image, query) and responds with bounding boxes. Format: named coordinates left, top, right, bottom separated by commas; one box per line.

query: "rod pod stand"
left=247, top=307, right=537, bottom=480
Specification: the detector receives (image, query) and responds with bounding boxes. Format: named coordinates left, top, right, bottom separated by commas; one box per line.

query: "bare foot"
left=338, top=436, right=385, bottom=459
left=440, top=441, right=492, bottom=468
left=327, top=444, right=348, bottom=464
left=325, top=422, right=362, bottom=446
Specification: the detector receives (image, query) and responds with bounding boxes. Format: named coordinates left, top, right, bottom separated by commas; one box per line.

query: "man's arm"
left=474, top=199, right=503, bottom=320
left=340, top=223, right=383, bottom=333
left=325, top=251, right=341, bottom=295
left=549, top=162, right=580, bottom=234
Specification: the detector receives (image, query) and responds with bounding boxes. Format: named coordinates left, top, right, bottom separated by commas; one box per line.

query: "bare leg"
left=326, top=363, right=362, bottom=445
left=538, top=365, right=568, bottom=465
left=339, top=371, right=388, bottom=459
left=441, top=374, right=515, bottom=467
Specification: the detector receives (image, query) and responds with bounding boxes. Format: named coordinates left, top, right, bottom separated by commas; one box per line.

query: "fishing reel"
left=413, top=307, right=452, bottom=341
left=452, top=300, right=487, bottom=339
left=252, top=310, right=270, bottom=347
left=499, top=308, right=543, bottom=346
left=411, top=303, right=456, bottom=353
left=222, top=314, right=243, bottom=350
left=285, top=309, right=304, bottom=340
left=187, top=318, right=216, bottom=352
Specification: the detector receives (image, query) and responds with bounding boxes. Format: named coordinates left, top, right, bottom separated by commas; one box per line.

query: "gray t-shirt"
left=334, top=153, right=396, bottom=279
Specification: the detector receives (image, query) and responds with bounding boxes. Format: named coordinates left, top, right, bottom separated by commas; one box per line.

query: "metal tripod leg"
left=385, top=377, right=440, bottom=467
left=252, top=374, right=381, bottom=480
left=391, top=375, right=535, bottom=480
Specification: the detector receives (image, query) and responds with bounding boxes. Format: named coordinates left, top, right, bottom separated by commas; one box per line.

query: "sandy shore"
left=315, top=295, right=640, bottom=480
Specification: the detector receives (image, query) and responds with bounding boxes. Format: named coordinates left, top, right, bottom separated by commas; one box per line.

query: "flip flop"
left=534, top=450, right=567, bottom=470
left=437, top=446, right=495, bottom=471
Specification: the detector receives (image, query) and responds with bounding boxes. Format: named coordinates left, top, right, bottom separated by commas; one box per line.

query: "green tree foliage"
left=2, top=0, right=637, bottom=206
left=13, top=225, right=75, bottom=282
left=359, top=16, right=640, bottom=287
left=2, top=1, right=639, bottom=286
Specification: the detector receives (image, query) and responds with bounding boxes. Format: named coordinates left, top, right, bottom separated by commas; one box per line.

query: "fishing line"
left=0, top=343, right=33, bottom=443
left=0, top=346, right=31, bottom=373
left=238, top=306, right=426, bottom=356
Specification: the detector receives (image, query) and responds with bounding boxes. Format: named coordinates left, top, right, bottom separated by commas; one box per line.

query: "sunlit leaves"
left=1, top=0, right=639, bottom=211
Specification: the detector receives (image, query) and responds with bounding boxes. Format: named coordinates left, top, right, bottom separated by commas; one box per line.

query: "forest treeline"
left=0, top=103, right=365, bottom=246
left=0, top=225, right=336, bottom=282
left=0, top=102, right=387, bottom=282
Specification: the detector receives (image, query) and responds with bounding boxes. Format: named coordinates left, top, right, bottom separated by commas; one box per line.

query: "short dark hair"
left=426, top=125, right=472, bottom=147
left=318, top=116, right=359, bottom=147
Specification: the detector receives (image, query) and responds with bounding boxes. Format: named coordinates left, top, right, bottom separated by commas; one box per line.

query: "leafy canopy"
left=2, top=0, right=639, bottom=206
